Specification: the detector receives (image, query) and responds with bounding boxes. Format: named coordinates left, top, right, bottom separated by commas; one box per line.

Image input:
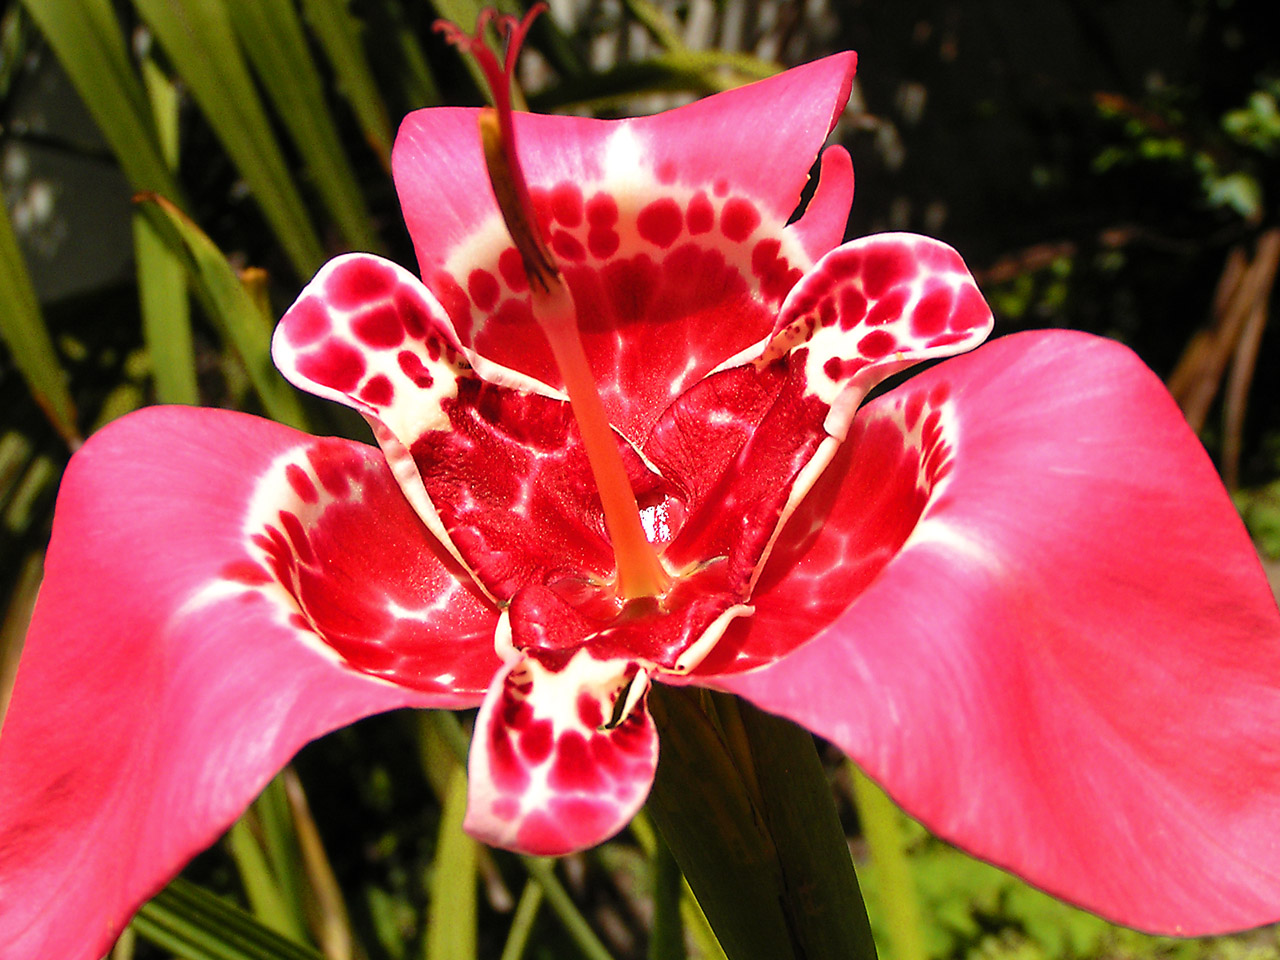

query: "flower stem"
left=646, top=687, right=879, bottom=960
left=849, top=764, right=928, bottom=960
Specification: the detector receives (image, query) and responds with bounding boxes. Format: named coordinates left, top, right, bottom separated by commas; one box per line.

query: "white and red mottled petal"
left=391, top=55, right=858, bottom=442
left=769, top=232, right=994, bottom=437
left=465, top=645, right=658, bottom=855
left=653, top=234, right=991, bottom=591
left=710, top=331, right=1280, bottom=934
left=273, top=254, right=665, bottom=601
left=0, top=408, right=497, bottom=960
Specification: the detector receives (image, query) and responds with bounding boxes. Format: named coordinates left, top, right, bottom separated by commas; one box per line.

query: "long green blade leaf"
left=135, top=194, right=308, bottom=429
left=225, top=0, right=379, bottom=252
left=19, top=0, right=180, bottom=200
left=135, top=55, right=198, bottom=405
left=0, top=197, right=78, bottom=444
left=134, top=877, right=329, bottom=960
left=132, top=0, right=326, bottom=277
left=425, top=766, right=478, bottom=960
left=299, top=0, right=394, bottom=171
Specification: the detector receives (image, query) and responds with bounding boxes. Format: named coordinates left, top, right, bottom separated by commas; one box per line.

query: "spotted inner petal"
left=272, top=254, right=669, bottom=604
left=222, top=436, right=501, bottom=694
left=465, top=646, right=658, bottom=855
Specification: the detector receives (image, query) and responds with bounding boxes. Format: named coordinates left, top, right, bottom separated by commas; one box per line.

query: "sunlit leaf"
left=225, top=0, right=380, bottom=252
left=132, top=0, right=326, bottom=278
left=299, top=0, right=394, bottom=171
left=133, top=877, right=329, bottom=960
left=0, top=197, right=78, bottom=445
left=19, top=0, right=180, bottom=200
left=135, top=194, right=308, bottom=429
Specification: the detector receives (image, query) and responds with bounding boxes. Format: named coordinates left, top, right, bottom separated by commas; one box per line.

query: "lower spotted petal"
left=0, top=408, right=497, bottom=960
left=712, top=331, right=1280, bottom=934
left=465, top=646, right=658, bottom=855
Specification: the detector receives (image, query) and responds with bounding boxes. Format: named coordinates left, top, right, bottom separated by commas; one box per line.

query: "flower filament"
left=438, top=7, right=672, bottom=601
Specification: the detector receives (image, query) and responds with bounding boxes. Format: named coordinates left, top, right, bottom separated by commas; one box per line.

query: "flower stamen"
left=437, top=6, right=672, bottom=600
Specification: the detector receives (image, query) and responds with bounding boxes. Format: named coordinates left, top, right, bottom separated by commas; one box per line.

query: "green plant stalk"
left=850, top=764, right=927, bottom=960
left=648, top=833, right=685, bottom=960
left=498, top=880, right=543, bottom=960
left=0, top=196, right=78, bottom=445
left=136, top=56, right=198, bottom=406
left=646, top=687, right=878, bottom=960
left=426, top=765, right=479, bottom=960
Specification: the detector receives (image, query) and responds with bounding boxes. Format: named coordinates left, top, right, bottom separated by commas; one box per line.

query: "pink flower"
left=3, top=36, right=1280, bottom=960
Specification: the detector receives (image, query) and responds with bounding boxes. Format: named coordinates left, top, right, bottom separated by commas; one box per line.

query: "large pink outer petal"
left=0, top=408, right=489, bottom=960
left=714, top=330, right=1280, bottom=934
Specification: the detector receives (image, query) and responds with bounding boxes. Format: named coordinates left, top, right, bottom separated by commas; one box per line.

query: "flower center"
left=437, top=6, right=672, bottom=602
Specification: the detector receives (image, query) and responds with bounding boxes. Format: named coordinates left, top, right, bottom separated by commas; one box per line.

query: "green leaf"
left=134, top=877, right=329, bottom=960
left=299, top=0, right=394, bottom=170
left=135, top=56, right=198, bottom=406
left=135, top=194, right=308, bottom=429
left=19, top=0, right=181, bottom=200
left=225, top=0, right=380, bottom=253
left=646, top=688, right=878, bottom=960
left=425, top=766, right=479, bottom=960
left=498, top=880, right=544, bottom=960
left=132, top=0, right=326, bottom=278
left=227, top=817, right=308, bottom=942
left=0, top=196, right=79, bottom=445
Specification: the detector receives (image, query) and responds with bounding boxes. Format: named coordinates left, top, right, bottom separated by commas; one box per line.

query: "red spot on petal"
left=929, top=382, right=951, bottom=405
left=551, top=229, right=586, bottom=262
left=498, top=247, right=530, bottom=293
left=720, top=198, right=760, bottom=243
left=548, top=731, right=605, bottom=791
left=468, top=269, right=500, bottom=311
left=395, top=290, right=429, bottom=340
left=588, top=227, right=620, bottom=260
left=550, top=183, right=584, bottom=226
left=397, top=351, right=434, bottom=388
left=489, top=724, right=529, bottom=791
left=521, top=718, right=554, bottom=763
left=297, top=341, right=366, bottom=393
left=431, top=270, right=471, bottom=333
left=866, top=288, right=909, bottom=327
left=493, top=797, right=519, bottom=821
left=310, top=444, right=353, bottom=497
left=837, top=286, right=869, bottom=329
left=637, top=197, right=684, bottom=249
left=285, top=463, right=318, bottom=504
left=515, top=811, right=564, bottom=854
left=903, top=392, right=925, bottom=431
left=687, top=191, right=714, bottom=234
left=359, top=374, right=395, bottom=406
left=284, top=299, right=330, bottom=347
left=577, top=693, right=604, bottom=729
left=911, top=285, right=953, bottom=337
left=352, top=304, right=405, bottom=348
left=221, top=560, right=272, bottom=585
left=278, top=510, right=315, bottom=566
left=858, top=330, right=898, bottom=359
left=586, top=192, right=618, bottom=226
left=656, top=160, right=677, bottom=184
left=862, top=247, right=915, bottom=298
left=326, top=260, right=396, bottom=309
left=713, top=178, right=730, bottom=197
